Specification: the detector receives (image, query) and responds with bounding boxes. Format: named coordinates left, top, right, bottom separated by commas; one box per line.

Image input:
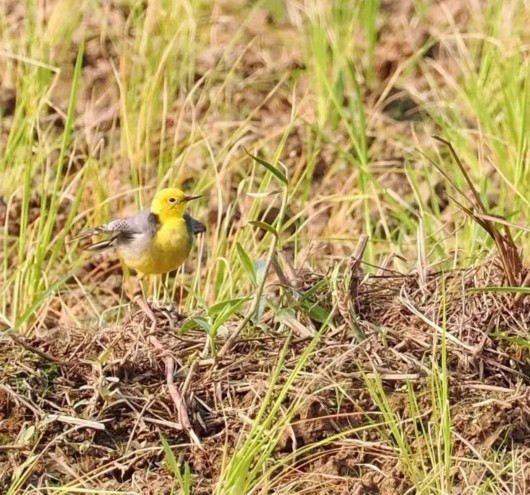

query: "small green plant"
left=160, top=434, right=193, bottom=495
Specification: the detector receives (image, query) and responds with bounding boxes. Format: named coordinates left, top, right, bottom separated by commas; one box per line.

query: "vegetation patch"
left=2, top=0, right=530, bottom=493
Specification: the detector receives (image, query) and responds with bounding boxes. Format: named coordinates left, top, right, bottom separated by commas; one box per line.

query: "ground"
left=1, top=0, right=530, bottom=493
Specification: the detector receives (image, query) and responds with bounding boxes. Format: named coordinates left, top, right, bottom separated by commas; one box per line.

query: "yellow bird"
left=75, top=188, right=205, bottom=278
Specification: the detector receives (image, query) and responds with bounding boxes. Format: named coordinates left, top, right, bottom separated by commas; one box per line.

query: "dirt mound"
left=2, top=257, right=530, bottom=493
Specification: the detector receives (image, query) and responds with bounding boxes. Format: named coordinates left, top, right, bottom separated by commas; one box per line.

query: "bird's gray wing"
left=117, top=209, right=159, bottom=241
left=74, top=208, right=159, bottom=251
left=184, top=212, right=206, bottom=236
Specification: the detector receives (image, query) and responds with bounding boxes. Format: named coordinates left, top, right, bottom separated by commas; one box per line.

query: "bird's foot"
left=133, top=296, right=158, bottom=331
left=133, top=296, right=185, bottom=330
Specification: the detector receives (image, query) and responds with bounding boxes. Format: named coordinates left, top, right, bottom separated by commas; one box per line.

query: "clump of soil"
left=2, top=256, right=530, bottom=493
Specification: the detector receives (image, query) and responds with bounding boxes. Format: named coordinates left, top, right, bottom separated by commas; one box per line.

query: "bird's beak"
left=183, top=194, right=202, bottom=202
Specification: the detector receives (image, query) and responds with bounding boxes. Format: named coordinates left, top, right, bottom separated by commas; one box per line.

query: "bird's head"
left=151, top=188, right=202, bottom=222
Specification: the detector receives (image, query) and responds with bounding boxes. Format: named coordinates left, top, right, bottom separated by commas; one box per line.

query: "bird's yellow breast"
left=119, top=217, right=192, bottom=276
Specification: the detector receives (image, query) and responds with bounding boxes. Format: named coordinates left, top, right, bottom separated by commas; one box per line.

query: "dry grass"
left=2, top=253, right=530, bottom=493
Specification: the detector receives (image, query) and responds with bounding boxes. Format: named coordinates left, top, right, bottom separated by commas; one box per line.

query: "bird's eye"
left=168, top=197, right=177, bottom=203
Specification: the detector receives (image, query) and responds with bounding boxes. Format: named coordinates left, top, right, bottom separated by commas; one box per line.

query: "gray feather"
left=76, top=208, right=160, bottom=251
left=85, top=234, right=121, bottom=252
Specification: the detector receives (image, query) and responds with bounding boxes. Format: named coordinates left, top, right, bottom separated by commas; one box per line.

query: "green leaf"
left=252, top=294, right=268, bottom=323
left=246, top=190, right=281, bottom=198
left=160, top=434, right=192, bottom=495
left=299, top=278, right=330, bottom=300
left=255, top=259, right=268, bottom=285
left=245, top=148, right=288, bottom=184
left=209, top=297, right=251, bottom=316
left=248, top=220, right=279, bottom=237
left=180, top=316, right=212, bottom=333
left=160, top=434, right=179, bottom=475
left=183, top=463, right=191, bottom=495
left=299, top=299, right=331, bottom=324
left=491, top=332, right=530, bottom=349
left=467, top=286, right=530, bottom=294
left=236, top=242, right=256, bottom=286
left=20, top=425, right=36, bottom=443
left=213, top=298, right=249, bottom=324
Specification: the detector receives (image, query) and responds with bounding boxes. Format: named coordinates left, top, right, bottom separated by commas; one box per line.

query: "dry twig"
left=165, top=356, right=202, bottom=449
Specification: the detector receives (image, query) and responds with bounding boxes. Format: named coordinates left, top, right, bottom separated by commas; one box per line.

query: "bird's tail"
left=71, top=225, right=108, bottom=242
left=84, top=234, right=120, bottom=252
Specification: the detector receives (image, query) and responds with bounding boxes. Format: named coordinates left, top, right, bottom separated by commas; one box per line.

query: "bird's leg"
left=155, top=275, right=178, bottom=324
left=160, top=275, right=173, bottom=306
left=139, top=274, right=150, bottom=303
left=133, top=274, right=157, bottom=331
left=132, top=275, right=175, bottom=328
left=134, top=295, right=158, bottom=331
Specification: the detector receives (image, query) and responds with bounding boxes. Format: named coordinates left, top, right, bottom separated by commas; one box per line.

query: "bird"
left=74, top=188, right=205, bottom=316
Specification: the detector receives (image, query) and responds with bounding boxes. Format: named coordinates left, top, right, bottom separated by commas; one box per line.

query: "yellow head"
left=150, top=188, right=201, bottom=222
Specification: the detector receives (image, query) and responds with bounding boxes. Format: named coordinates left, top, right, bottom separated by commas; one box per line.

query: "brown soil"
left=2, top=258, right=530, bottom=493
